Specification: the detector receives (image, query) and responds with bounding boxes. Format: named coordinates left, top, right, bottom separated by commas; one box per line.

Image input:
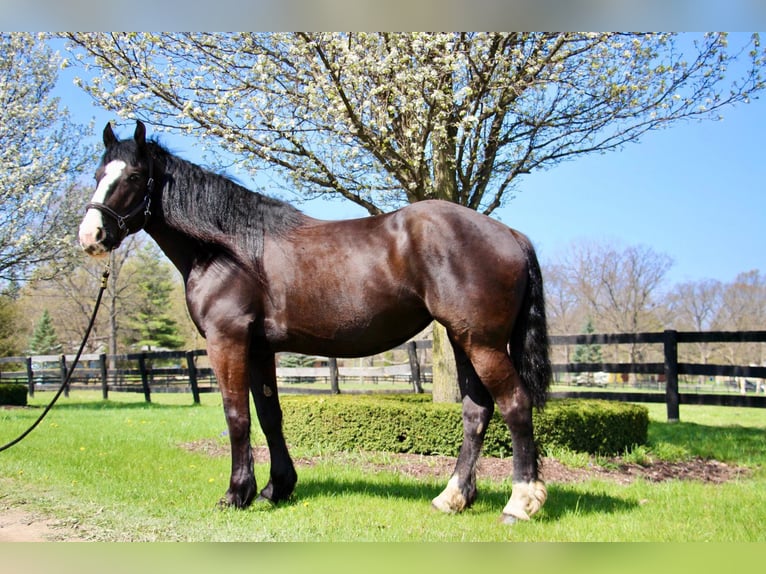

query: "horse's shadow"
left=273, top=475, right=636, bottom=521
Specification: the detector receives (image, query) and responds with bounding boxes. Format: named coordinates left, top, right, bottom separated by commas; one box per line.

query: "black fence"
left=0, top=341, right=432, bottom=404
left=549, top=330, right=766, bottom=421
left=0, top=349, right=218, bottom=404
left=1, top=331, right=763, bottom=421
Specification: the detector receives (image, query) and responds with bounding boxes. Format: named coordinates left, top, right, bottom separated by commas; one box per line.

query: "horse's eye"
left=128, top=173, right=141, bottom=183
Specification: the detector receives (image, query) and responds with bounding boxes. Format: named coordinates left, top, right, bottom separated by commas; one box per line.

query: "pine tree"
left=573, top=319, right=602, bottom=385
left=28, top=309, right=62, bottom=355
left=573, top=319, right=602, bottom=364
left=123, top=245, right=185, bottom=351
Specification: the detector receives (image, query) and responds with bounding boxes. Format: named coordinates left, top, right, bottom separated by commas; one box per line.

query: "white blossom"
left=1, top=33, right=95, bottom=280
left=60, top=32, right=766, bottom=216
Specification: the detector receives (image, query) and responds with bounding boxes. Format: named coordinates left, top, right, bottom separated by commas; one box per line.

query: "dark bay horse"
left=78, top=121, right=551, bottom=524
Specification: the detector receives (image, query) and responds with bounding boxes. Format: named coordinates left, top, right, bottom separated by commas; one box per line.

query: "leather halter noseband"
left=86, top=161, right=155, bottom=240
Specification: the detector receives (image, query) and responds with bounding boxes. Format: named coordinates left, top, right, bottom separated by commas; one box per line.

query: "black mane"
left=144, top=142, right=305, bottom=269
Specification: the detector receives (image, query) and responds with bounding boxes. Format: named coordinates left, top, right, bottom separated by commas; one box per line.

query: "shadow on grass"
left=288, top=476, right=635, bottom=521
left=535, top=485, right=637, bottom=521
left=287, top=476, right=443, bottom=504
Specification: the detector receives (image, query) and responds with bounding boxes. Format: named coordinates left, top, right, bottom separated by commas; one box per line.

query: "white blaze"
left=79, top=160, right=127, bottom=250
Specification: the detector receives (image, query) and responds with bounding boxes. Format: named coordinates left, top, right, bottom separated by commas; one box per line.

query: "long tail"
left=511, top=234, right=551, bottom=409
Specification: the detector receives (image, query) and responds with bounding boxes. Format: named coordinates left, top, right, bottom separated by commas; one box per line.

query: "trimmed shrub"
left=281, top=395, right=648, bottom=457
left=0, top=384, right=27, bottom=407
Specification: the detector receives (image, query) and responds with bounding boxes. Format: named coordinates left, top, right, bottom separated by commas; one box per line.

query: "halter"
left=86, top=161, right=155, bottom=240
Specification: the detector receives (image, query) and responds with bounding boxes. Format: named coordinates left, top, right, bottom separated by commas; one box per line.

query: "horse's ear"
left=134, top=120, right=147, bottom=151
left=103, top=122, right=117, bottom=148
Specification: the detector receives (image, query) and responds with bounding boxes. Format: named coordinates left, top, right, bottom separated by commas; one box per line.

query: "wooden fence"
left=0, top=340, right=432, bottom=404
left=1, top=331, right=764, bottom=421
left=549, top=330, right=766, bottom=421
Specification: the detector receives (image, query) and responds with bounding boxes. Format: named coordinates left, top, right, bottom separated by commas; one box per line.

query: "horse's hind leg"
left=468, top=346, right=547, bottom=523
left=249, top=349, right=297, bottom=504
left=432, top=344, right=494, bottom=514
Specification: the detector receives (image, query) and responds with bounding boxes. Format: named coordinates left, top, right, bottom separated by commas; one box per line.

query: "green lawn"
left=1, top=391, right=764, bottom=541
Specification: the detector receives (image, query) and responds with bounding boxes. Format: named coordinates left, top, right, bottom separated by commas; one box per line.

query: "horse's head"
left=78, top=120, right=155, bottom=257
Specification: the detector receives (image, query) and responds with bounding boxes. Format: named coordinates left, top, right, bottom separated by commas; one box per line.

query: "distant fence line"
left=1, top=331, right=764, bottom=421
left=548, top=330, right=766, bottom=420
left=0, top=341, right=433, bottom=404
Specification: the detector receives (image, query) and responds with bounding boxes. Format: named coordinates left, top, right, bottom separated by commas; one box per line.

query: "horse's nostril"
left=95, top=227, right=106, bottom=242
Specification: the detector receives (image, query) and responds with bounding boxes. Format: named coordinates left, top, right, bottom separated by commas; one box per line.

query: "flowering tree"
left=0, top=33, right=94, bottom=282
left=62, top=32, right=765, bottom=399
left=63, top=33, right=765, bottom=214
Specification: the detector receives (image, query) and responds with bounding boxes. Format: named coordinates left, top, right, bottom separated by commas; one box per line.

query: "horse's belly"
left=264, top=300, right=431, bottom=358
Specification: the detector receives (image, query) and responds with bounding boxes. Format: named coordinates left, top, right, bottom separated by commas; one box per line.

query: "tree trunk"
left=431, top=322, right=460, bottom=403
left=429, top=73, right=462, bottom=403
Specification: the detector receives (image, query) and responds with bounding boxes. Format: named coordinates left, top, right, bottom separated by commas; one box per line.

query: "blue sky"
left=497, top=97, right=766, bottom=285
left=54, top=37, right=765, bottom=287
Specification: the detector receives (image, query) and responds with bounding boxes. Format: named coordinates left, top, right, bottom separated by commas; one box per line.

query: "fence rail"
left=1, top=331, right=763, bottom=421
left=0, top=340, right=433, bottom=404
left=550, top=330, right=766, bottom=420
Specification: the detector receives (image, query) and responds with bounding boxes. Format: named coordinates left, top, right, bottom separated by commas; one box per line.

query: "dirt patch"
left=183, top=440, right=751, bottom=485
left=0, top=503, right=86, bottom=542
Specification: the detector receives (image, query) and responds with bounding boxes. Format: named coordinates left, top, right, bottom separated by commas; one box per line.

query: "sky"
left=53, top=35, right=765, bottom=288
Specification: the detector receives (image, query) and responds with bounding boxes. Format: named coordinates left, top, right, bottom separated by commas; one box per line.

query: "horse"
left=78, top=121, right=551, bottom=524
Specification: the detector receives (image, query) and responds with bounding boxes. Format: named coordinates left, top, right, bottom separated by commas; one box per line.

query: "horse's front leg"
left=249, top=349, right=297, bottom=504
left=207, top=335, right=257, bottom=509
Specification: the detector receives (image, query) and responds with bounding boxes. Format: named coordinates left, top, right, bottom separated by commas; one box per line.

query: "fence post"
left=407, top=341, right=424, bottom=393
left=59, top=354, right=70, bottom=398
left=664, top=329, right=680, bottom=422
left=26, top=357, right=34, bottom=398
left=99, top=353, right=108, bottom=400
left=328, top=357, right=340, bottom=394
left=137, top=353, right=151, bottom=403
left=186, top=351, right=200, bottom=404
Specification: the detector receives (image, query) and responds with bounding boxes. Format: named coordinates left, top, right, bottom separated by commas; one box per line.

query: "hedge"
left=0, top=384, right=27, bottom=407
left=281, top=394, right=648, bottom=457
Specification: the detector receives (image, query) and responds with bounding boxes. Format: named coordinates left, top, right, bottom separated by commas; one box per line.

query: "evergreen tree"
left=573, top=319, right=602, bottom=364
left=123, top=245, right=185, bottom=351
left=573, top=319, right=602, bottom=385
left=28, top=309, right=62, bottom=355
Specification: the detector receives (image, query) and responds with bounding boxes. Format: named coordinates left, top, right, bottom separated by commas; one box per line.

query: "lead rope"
left=0, top=263, right=111, bottom=453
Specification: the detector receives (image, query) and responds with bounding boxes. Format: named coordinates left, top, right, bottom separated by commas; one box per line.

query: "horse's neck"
left=144, top=222, right=198, bottom=282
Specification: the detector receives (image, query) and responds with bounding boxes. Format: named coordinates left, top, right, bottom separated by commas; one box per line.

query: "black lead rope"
left=0, top=264, right=111, bottom=453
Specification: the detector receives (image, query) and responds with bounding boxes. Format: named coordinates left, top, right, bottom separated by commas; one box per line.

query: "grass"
left=1, top=391, right=765, bottom=541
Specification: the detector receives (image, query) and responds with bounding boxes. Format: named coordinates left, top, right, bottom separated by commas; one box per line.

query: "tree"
left=666, top=279, right=723, bottom=368
left=0, top=33, right=95, bottom=282
left=572, top=319, right=603, bottom=385
left=28, top=309, right=62, bottom=355
left=15, top=235, right=198, bottom=360
left=0, top=289, right=21, bottom=356
left=572, top=319, right=602, bottom=362
left=542, top=261, right=588, bottom=367
left=63, top=32, right=765, bottom=400
left=554, top=240, right=673, bottom=366
left=122, top=244, right=185, bottom=352
left=713, top=270, right=766, bottom=381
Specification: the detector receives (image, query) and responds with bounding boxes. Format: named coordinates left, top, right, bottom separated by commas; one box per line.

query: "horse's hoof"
left=500, top=513, right=519, bottom=525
